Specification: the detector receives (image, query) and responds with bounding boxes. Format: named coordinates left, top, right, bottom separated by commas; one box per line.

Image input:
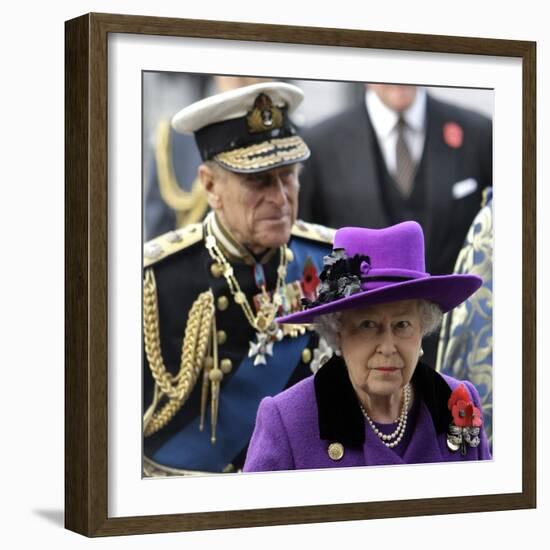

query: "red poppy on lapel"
left=448, top=384, right=482, bottom=428
left=448, top=383, right=470, bottom=409
left=443, top=121, right=464, bottom=148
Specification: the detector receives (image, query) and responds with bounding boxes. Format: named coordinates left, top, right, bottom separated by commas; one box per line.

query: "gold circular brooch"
left=327, top=442, right=344, bottom=461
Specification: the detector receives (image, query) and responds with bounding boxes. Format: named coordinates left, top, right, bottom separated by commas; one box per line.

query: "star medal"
left=248, top=293, right=283, bottom=365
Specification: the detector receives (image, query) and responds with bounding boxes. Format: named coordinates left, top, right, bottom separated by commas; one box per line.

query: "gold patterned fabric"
left=155, top=119, right=209, bottom=227
left=437, top=188, right=493, bottom=446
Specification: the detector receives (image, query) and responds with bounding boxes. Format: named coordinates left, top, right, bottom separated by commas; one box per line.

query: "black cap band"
left=194, top=107, right=297, bottom=161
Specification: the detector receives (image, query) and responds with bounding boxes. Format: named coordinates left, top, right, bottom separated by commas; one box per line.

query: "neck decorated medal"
left=204, top=216, right=306, bottom=365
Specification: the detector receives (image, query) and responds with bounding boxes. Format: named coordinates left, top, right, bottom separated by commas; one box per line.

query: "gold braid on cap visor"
left=215, top=136, right=309, bottom=171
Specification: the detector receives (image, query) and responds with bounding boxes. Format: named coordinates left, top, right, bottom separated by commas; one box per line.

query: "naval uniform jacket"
left=298, top=94, right=493, bottom=277
left=243, top=355, right=491, bottom=471
left=143, top=218, right=333, bottom=474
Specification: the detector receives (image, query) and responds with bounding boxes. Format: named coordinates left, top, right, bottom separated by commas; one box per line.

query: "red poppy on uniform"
left=301, top=258, right=320, bottom=300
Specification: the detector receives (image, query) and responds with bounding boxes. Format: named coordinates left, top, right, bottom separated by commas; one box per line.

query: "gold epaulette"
left=144, top=223, right=203, bottom=268
left=291, top=219, right=335, bottom=245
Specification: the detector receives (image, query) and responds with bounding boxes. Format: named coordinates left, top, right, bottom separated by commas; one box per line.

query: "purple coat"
left=244, top=356, right=491, bottom=471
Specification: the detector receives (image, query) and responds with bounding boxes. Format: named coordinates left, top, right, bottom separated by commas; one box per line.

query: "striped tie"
left=395, top=116, right=415, bottom=197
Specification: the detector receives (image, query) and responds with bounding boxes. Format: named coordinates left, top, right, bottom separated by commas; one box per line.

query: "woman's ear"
left=334, top=332, right=342, bottom=356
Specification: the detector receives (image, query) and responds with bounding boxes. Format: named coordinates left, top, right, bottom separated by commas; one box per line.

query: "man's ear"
left=199, top=163, right=222, bottom=210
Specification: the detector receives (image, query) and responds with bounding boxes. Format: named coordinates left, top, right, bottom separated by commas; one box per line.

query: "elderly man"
left=143, top=82, right=333, bottom=475
left=144, top=75, right=273, bottom=239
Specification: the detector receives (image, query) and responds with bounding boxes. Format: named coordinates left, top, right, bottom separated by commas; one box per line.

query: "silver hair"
left=418, top=300, right=444, bottom=336
left=313, top=311, right=343, bottom=352
left=313, top=299, right=443, bottom=352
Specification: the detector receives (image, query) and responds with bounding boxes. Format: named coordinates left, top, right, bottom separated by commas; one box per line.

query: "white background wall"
left=0, top=1, right=545, bottom=547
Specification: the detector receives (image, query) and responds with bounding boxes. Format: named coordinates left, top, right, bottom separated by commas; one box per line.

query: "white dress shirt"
left=365, top=87, right=427, bottom=177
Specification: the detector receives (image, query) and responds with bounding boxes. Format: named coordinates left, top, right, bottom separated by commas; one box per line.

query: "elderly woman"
left=243, top=222, right=491, bottom=471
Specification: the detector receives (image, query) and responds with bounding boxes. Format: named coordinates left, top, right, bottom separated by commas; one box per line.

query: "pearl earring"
left=419, top=347, right=424, bottom=357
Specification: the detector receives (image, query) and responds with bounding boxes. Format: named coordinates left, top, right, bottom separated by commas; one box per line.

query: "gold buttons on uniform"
left=144, top=242, right=163, bottom=260
left=301, top=348, right=312, bottom=364
left=217, top=330, right=227, bottom=345
left=210, top=262, right=224, bottom=278
left=217, top=296, right=229, bottom=311
left=327, top=442, right=344, bottom=461
left=220, top=358, right=233, bottom=374
left=165, top=230, right=182, bottom=243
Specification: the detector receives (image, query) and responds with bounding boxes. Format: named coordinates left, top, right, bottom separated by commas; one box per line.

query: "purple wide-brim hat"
left=278, top=221, right=482, bottom=324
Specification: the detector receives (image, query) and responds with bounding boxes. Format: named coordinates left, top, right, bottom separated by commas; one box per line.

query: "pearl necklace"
left=360, top=384, right=411, bottom=449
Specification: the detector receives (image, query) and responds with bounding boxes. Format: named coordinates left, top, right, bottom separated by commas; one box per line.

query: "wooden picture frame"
left=65, top=12, right=536, bottom=537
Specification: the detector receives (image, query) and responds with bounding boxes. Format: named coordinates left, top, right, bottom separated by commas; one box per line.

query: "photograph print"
left=141, top=72, right=494, bottom=477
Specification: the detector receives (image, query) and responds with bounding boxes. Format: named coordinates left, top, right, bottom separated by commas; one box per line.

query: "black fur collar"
left=314, top=354, right=453, bottom=449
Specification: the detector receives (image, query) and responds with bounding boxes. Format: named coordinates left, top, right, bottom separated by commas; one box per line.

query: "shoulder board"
left=291, top=220, right=335, bottom=245
left=144, top=224, right=203, bottom=268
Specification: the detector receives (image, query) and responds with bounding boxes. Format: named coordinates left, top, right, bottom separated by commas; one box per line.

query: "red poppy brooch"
left=300, top=257, right=321, bottom=302
left=446, top=383, right=482, bottom=455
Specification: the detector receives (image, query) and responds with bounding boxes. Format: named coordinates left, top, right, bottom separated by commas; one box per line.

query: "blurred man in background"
left=299, top=83, right=492, bottom=277
left=298, top=83, right=492, bottom=368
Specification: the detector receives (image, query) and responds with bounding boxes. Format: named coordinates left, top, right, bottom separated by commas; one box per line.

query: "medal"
left=447, top=383, right=483, bottom=455
left=204, top=217, right=289, bottom=366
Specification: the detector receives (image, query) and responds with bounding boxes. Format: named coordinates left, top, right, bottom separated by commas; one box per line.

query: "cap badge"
left=247, top=93, right=283, bottom=133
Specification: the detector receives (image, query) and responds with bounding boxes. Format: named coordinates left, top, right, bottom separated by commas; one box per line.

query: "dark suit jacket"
left=298, top=94, right=493, bottom=276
